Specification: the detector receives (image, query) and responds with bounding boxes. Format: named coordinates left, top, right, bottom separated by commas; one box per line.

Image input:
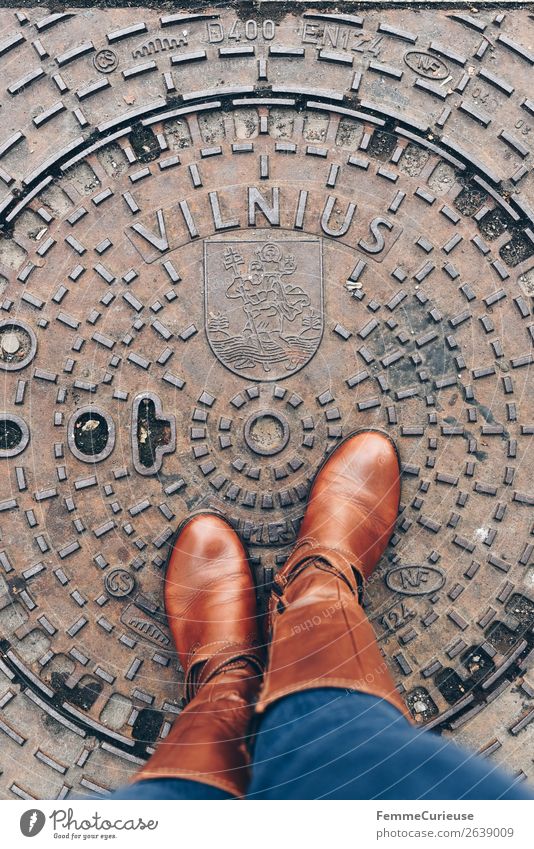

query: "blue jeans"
left=111, top=689, right=533, bottom=800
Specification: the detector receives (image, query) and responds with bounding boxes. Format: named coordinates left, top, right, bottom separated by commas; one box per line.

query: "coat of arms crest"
left=204, top=238, right=323, bottom=381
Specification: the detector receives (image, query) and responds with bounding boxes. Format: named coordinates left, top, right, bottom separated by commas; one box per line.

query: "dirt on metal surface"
left=0, top=3, right=533, bottom=798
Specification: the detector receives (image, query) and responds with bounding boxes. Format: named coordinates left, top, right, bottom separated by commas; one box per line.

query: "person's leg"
left=249, top=689, right=533, bottom=799
left=254, top=431, right=410, bottom=722
left=110, top=514, right=264, bottom=800
left=250, top=432, right=533, bottom=800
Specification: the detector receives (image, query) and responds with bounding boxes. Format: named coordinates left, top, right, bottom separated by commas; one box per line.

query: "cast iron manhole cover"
left=0, top=3, right=533, bottom=798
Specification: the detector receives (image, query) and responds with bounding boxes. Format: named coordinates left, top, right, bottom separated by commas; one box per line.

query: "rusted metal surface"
left=0, top=4, right=533, bottom=798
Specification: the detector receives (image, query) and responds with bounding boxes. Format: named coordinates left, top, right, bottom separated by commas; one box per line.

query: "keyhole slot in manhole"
left=137, top=398, right=173, bottom=468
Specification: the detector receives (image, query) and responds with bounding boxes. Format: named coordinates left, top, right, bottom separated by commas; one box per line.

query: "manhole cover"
left=0, top=3, right=533, bottom=799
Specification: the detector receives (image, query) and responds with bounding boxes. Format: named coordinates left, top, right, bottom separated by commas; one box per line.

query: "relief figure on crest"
left=205, top=240, right=323, bottom=380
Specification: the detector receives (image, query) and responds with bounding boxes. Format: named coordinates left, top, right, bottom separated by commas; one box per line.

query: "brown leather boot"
left=256, top=431, right=409, bottom=719
left=132, top=514, right=264, bottom=797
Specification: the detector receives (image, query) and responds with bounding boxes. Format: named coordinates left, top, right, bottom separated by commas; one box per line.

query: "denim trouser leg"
left=247, top=689, right=534, bottom=800
left=111, top=778, right=232, bottom=800
left=110, top=689, right=534, bottom=800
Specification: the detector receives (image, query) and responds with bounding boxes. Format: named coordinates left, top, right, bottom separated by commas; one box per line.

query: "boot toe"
left=298, top=430, right=400, bottom=578
left=313, top=430, right=400, bottom=507
left=163, top=513, right=259, bottom=670
left=336, top=431, right=399, bottom=480
left=173, top=514, right=245, bottom=564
